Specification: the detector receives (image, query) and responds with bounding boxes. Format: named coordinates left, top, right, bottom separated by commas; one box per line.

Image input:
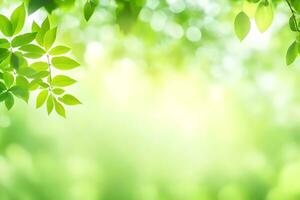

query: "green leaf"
left=234, top=11, right=251, bottom=41
left=0, top=82, right=7, bottom=93
left=3, top=72, right=14, bottom=88
left=54, top=98, right=66, bottom=118
left=44, top=27, right=57, bottom=50
left=36, top=89, right=48, bottom=108
left=10, top=53, right=20, bottom=70
left=30, top=62, right=48, bottom=71
left=289, top=15, right=298, bottom=32
left=0, top=48, right=10, bottom=63
left=292, top=0, right=300, bottom=13
left=52, top=88, right=65, bottom=95
left=49, top=45, right=70, bottom=55
left=23, top=53, right=44, bottom=59
left=47, top=94, right=54, bottom=115
left=35, top=17, right=50, bottom=46
left=0, top=14, right=13, bottom=36
left=52, top=75, right=77, bottom=87
left=10, top=86, right=29, bottom=102
left=11, top=32, right=37, bottom=47
left=16, top=76, right=29, bottom=89
left=32, top=71, right=50, bottom=79
left=255, top=1, right=273, bottom=33
left=0, top=39, right=10, bottom=48
left=84, top=0, right=98, bottom=21
left=5, top=93, right=14, bottom=110
left=0, top=92, right=8, bottom=102
left=286, top=42, right=298, bottom=65
left=59, top=94, right=81, bottom=105
left=18, top=67, right=37, bottom=78
left=10, top=4, right=26, bottom=35
left=52, top=56, right=80, bottom=70
left=19, top=44, right=45, bottom=55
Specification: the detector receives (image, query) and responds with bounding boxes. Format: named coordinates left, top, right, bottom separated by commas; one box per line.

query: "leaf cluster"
left=0, top=4, right=80, bottom=118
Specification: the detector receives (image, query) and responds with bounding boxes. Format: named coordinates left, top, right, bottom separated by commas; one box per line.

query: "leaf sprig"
left=0, top=4, right=81, bottom=118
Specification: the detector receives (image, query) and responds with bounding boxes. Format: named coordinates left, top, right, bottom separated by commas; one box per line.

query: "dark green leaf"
left=10, top=53, right=20, bottom=70
left=84, top=0, right=98, bottom=21
left=5, top=93, right=14, bottom=110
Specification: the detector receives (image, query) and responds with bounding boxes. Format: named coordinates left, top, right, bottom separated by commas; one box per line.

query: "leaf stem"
left=46, top=54, right=53, bottom=90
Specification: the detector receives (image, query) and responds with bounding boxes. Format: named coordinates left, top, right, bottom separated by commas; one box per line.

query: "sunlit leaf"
left=255, top=1, right=273, bottom=33
left=234, top=11, right=251, bottom=41
left=11, top=32, right=37, bottom=47
left=11, top=4, right=26, bottom=35
left=52, top=56, right=80, bottom=70
left=52, top=75, right=77, bottom=87
left=36, top=89, right=48, bottom=108
left=49, top=45, right=70, bottom=55
left=59, top=94, right=81, bottom=105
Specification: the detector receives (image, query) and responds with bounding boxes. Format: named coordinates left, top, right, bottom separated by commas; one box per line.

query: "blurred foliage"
left=0, top=0, right=299, bottom=200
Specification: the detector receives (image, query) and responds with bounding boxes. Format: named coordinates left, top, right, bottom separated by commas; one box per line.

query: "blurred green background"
left=1, top=0, right=300, bottom=199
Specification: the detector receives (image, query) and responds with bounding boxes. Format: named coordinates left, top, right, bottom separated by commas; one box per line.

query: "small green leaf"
left=0, top=48, right=10, bottom=63
left=52, top=56, right=80, bottom=70
left=234, top=11, right=251, bottom=41
left=30, top=62, right=48, bottom=71
left=47, top=94, right=54, bottom=115
left=0, top=92, right=8, bottom=102
left=0, top=14, right=13, bottom=36
left=255, top=1, right=273, bottom=33
left=32, top=71, right=50, bottom=79
left=36, top=17, right=50, bottom=46
left=59, top=94, right=81, bottom=105
left=0, top=39, right=10, bottom=48
left=16, top=76, right=29, bottom=89
left=84, top=0, right=98, bottom=21
left=0, top=82, right=7, bottom=93
left=10, top=53, right=20, bottom=70
left=11, top=4, right=26, bottom=35
left=19, top=44, right=45, bottom=55
left=289, top=15, right=298, bottom=32
left=18, top=67, right=37, bottom=78
left=53, top=88, right=65, bottom=95
left=52, top=75, right=77, bottom=87
left=5, top=93, right=14, bottom=110
left=286, top=42, right=298, bottom=65
left=10, top=86, right=29, bottom=102
left=54, top=98, right=66, bottom=118
left=49, top=46, right=70, bottom=55
left=36, top=89, right=48, bottom=108
left=3, top=72, right=14, bottom=88
left=44, top=27, right=57, bottom=50
left=11, top=32, right=37, bottom=47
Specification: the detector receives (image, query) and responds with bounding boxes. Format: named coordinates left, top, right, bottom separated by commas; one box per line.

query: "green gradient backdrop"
left=0, top=0, right=300, bottom=199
